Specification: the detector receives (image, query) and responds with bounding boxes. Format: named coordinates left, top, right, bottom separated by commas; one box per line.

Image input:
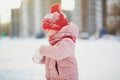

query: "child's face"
left=46, top=29, right=58, bottom=37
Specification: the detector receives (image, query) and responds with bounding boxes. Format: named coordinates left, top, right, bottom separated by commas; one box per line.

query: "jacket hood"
left=48, top=22, right=79, bottom=45
left=57, top=22, right=79, bottom=38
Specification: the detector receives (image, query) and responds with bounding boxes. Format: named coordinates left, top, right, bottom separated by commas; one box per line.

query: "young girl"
left=33, top=3, right=79, bottom=80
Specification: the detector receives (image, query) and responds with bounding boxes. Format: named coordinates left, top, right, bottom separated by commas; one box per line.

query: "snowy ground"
left=0, top=38, right=120, bottom=80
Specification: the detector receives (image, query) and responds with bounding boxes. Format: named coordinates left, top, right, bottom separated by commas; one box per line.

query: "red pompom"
left=50, top=3, right=61, bottom=13
left=42, top=3, right=68, bottom=31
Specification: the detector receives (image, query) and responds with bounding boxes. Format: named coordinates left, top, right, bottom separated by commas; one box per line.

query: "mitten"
left=32, top=48, right=43, bottom=64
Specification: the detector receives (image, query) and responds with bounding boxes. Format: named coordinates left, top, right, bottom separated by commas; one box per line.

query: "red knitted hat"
left=42, top=3, right=68, bottom=30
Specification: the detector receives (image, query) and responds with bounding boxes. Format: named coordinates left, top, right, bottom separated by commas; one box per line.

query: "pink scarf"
left=49, top=31, right=76, bottom=45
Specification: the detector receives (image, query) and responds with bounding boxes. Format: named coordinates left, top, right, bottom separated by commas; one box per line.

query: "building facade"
left=106, top=0, right=120, bottom=35
left=5, top=0, right=118, bottom=38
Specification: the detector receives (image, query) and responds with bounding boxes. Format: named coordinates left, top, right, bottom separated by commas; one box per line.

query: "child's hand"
left=32, top=48, right=43, bottom=64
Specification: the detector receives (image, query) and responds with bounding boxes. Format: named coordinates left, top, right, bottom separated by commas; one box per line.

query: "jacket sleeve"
left=40, top=38, right=75, bottom=60
left=39, top=56, right=46, bottom=64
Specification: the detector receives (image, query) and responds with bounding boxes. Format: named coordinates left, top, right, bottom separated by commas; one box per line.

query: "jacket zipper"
left=55, top=61, right=59, bottom=75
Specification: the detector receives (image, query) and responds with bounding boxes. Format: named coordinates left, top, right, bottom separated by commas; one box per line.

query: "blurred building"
left=106, top=0, right=120, bottom=35
left=2, top=0, right=119, bottom=38
left=71, top=0, right=81, bottom=32
left=19, top=0, right=33, bottom=37
left=10, top=9, right=20, bottom=37
left=79, top=0, right=105, bottom=38
left=19, top=0, right=57, bottom=37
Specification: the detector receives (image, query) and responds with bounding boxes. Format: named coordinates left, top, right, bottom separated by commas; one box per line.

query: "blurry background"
left=0, top=0, right=120, bottom=39
left=0, top=0, right=120, bottom=80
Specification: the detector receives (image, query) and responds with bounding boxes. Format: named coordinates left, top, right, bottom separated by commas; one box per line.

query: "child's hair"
left=42, top=3, right=68, bottom=31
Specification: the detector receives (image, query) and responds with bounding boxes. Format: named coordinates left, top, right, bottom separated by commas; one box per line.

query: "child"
left=33, top=3, right=79, bottom=80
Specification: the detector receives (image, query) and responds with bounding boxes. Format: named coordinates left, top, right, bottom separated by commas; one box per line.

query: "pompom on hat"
left=42, top=3, right=68, bottom=30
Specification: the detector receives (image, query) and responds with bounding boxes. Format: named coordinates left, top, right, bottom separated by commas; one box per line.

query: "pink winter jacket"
left=40, top=23, right=79, bottom=80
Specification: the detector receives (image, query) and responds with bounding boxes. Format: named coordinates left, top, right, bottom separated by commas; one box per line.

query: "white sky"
left=0, top=0, right=22, bottom=23
left=61, top=0, right=75, bottom=11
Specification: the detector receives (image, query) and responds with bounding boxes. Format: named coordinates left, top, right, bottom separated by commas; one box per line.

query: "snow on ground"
left=0, top=38, right=120, bottom=80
